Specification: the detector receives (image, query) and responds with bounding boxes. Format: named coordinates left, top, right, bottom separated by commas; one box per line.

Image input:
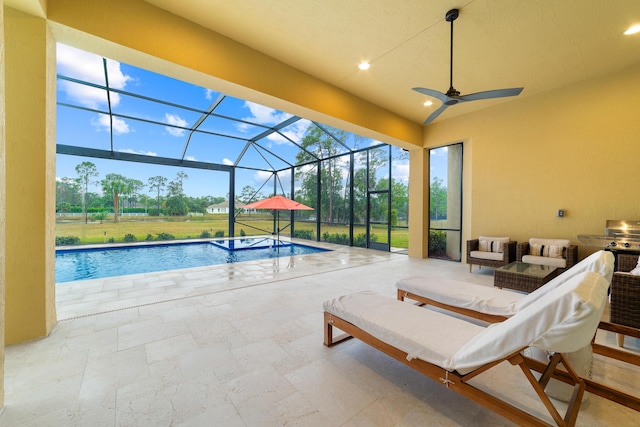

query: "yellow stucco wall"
left=408, top=148, right=428, bottom=258
left=4, top=7, right=57, bottom=345
left=423, top=63, right=640, bottom=260
left=1, top=0, right=6, bottom=410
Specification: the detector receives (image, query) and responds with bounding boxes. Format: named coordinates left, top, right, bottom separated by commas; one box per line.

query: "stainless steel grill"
left=578, top=219, right=640, bottom=251
left=604, top=219, right=640, bottom=250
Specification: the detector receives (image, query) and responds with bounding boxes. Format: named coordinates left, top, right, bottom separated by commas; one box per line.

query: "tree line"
left=56, top=162, right=225, bottom=223
left=57, top=125, right=417, bottom=227
left=293, top=126, right=409, bottom=226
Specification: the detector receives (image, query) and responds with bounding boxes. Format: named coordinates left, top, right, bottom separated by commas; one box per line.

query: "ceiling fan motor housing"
left=445, top=87, right=461, bottom=98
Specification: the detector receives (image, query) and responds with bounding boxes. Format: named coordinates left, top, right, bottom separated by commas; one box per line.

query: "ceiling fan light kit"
left=413, top=8, right=524, bottom=124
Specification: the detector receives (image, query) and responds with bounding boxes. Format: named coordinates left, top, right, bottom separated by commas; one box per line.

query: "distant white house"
left=206, top=200, right=255, bottom=214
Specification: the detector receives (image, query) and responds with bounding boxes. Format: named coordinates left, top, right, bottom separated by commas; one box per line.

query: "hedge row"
left=55, top=230, right=226, bottom=245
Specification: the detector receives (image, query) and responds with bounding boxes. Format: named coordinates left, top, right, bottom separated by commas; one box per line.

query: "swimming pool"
left=55, top=238, right=329, bottom=283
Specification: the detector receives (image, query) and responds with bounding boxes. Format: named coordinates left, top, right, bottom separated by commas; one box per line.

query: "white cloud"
left=278, top=119, right=311, bottom=141
left=236, top=122, right=253, bottom=133
left=393, top=163, right=410, bottom=183
left=238, top=101, right=297, bottom=142
left=222, top=158, right=235, bottom=166
left=118, top=148, right=157, bottom=156
left=204, top=89, right=216, bottom=100
left=255, top=170, right=274, bottom=182
left=184, top=156, right=197, bottom=161
left=243, top=101, right=292, bottom=125
left=277, top=169, right=291, bottom=180
left=90, top=114, right=131, bottom=135
left=431, top=146, right=448, bottom=156
left=58, top=82, right=110, bottom=110
left=112, top=117, right=131, bottom=135
left=267, top=119, right=311, bottom=146
left=296, top=164, right=315, bottom=174
left=57, top=44, right=132, bottom=108
left=165, top=113, right=188, bottom=137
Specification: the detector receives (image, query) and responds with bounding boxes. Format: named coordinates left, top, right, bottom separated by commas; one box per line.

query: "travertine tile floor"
left=2, top=241, right=639, bottom=426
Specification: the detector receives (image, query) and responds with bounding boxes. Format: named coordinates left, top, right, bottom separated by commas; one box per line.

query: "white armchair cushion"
left=478, top=236, right=510, bottom=253
left=470, top=250, right=504, bottom=261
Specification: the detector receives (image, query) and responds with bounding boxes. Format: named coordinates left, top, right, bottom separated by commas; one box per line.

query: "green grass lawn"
left=56, top=215, right=409, bottom=248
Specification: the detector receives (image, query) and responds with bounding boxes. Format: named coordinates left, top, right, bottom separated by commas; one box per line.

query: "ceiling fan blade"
left=423, top=103, right=450, bottom=125
left=412, top=87, right=449, bottom=103
left=458, top=87, right=524, bottom=102
left=414, top=9, right=524, bottom=124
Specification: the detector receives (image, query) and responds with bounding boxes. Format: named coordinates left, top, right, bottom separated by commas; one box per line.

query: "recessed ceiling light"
left=624, top=24, right=640, bottom=35
left=423, top=100, right=433, bottom=107
left=358, top=62, right=370, bottom=71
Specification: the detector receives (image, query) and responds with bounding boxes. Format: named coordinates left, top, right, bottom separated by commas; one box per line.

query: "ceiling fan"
left=413, top=9, right=523, bottom=125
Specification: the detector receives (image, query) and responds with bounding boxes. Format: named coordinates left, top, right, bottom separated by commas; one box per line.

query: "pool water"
left=56, top=238, right=328, bottom=283
left=210, top=237, right=291, bottom=250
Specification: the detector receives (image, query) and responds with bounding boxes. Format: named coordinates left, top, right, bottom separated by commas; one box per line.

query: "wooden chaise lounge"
left=324, top=272, right=609, bottom=427
left=395, top=250, right=640, bottom=412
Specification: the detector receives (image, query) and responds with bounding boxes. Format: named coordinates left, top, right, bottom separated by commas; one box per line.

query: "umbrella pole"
left=277, top=211, right=280, bottom=253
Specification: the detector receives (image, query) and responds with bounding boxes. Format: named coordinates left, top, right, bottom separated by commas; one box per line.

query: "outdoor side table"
left=494, top=261, right=558, bottom=293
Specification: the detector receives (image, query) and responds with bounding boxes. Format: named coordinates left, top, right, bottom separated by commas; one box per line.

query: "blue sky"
left=56, top=44, right=411, bottom=199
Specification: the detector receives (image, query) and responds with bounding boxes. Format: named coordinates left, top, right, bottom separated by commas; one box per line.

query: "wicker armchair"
left=466, top=238, right=516, bottom=272
left=516, top=239, right=578, bottom=274
left=610, top=253, right=640, bottom=347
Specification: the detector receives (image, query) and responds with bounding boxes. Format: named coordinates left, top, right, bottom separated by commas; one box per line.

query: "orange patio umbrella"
left=243, top=195, right=314, bottom=248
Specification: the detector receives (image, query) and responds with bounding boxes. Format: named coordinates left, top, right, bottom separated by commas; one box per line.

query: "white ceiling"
left=142, top=0, right=640, bottom=125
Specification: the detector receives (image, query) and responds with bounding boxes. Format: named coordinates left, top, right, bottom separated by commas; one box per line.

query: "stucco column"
left=446, top=144, right=462, bottom=260
left=4, top=8, right=57, bottom=344
left=408, top=147, right=428, bottom=258
left=0, top=0, right=7, bottom=409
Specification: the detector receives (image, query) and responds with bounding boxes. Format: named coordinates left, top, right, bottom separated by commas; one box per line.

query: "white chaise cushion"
left=394, top=250, right=613, bottom=323
left=450, top=271, right=608, bottom=373
left=396, top=276, right=520, bottom=316
left=326, top=272, right=608, bottom=375
left=518, top=250, right=614, bottom=310
left=470, top=250, right=504, bottom=261
left=323, top=291, right=484, bottom=369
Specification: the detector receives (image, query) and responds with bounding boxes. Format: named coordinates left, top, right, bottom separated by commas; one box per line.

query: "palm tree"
left=101, top=173, right=129, bottom=223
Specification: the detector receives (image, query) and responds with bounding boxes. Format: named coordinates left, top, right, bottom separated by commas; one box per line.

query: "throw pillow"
left=530, top=244, right=565, bottom=258
left=530, top=243, right=543, bottom=256
left=547, top=245, right=565, bottom=259
left=479, top=239, right=503, bottom=253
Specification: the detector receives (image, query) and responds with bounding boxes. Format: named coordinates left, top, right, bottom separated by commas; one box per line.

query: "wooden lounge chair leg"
left=469, top=264, right=472, bottom=272
left=511, top=353, right=585, bottom=427
left=323, top=312, right=352, bottom=347
left=323, top=311, right=333, bottom=346
left=617, top=333, right=625, bottom=347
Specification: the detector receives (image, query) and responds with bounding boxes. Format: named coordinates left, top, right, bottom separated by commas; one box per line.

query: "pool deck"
left=2, top=241, right=639, bottom=426
left=55, top=238, right=390, bottom=320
